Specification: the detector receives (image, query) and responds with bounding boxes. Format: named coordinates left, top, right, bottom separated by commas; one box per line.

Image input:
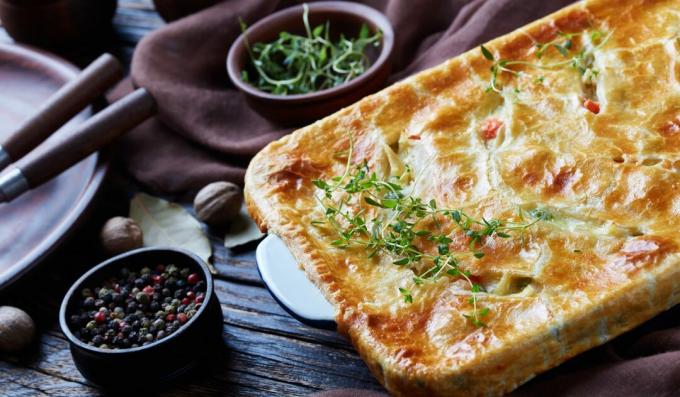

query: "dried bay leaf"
left=224, top=204, right=265, bottom=248
left=130, top=193, right=212, bottom=263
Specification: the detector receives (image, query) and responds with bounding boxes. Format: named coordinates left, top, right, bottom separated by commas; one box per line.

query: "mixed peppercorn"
left=69, top=264, right=206, bottom=349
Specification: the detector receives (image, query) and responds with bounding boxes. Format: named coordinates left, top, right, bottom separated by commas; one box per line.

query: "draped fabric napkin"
left=117, top=1, right=680, bottom=395
left=115, top=0, right=576, bottom=193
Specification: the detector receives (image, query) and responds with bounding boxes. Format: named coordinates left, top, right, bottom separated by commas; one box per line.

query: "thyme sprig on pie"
left=311, top=140, right=549, bottom=327
left=481, top=29, right=611, bottom=94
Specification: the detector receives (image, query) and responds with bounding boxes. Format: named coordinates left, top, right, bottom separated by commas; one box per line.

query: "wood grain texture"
left=0, top=1, right=381, bottom=395
left=0, top=43, right=106, bottom=288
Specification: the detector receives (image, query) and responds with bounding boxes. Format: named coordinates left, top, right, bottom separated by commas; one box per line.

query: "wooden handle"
left=1, top=54, right=124, bottom=165
left=16, top=89, right=156, bottom=188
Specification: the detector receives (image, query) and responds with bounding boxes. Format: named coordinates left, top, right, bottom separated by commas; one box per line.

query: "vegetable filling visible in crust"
left=311, top=137, right=551, bottom=327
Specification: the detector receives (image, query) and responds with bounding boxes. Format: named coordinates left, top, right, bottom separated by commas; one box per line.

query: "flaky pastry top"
left=245, top=1, right=680, bottom=395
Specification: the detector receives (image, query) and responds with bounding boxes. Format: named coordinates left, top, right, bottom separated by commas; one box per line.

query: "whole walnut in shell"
left=194, top=181, right=243, bottom=226
left=0, top=306, right=35, bottom=352
left=100, top=216, right=144, bottom=254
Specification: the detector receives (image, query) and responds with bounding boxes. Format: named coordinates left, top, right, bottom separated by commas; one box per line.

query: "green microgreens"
left=240, top=4, right=382, bottom=95
left=480, top=30, right=611, bottom=94
left=311, top=147, right=549, bottom=327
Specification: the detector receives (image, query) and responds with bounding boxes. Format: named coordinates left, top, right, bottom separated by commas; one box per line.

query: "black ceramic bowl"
left=59, top=247, right=223, bottom=389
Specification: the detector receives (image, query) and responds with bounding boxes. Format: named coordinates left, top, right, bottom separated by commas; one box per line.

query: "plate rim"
left=256, top=234, right=336, bottom=329
left=0, top=42, right=108, bottom=291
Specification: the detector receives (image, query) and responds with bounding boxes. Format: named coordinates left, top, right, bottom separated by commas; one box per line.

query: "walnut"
left=193, top=181, right=243, bottom=226
left=100, top=216, right=143, bottom=254
left=0, top=306, right=35, bottom=352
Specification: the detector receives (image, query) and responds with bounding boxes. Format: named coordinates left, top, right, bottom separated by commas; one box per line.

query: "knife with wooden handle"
left=0, top=53, right=124, bottom=171
left=0, top=88, right=156, bottom=203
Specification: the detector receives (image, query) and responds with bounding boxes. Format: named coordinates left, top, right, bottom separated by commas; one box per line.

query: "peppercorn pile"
left=69, top=264, right=205, bottom=349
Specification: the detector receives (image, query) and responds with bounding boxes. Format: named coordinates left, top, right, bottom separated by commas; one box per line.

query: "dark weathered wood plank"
left=112, top=1, right=163, bottom=56
left=0, top=361, right=100, bottom=397
left=222, top=304, right=348, bottom=349
left=222, top=324, right=380, bottom=390
left=211, top=229, right=262, bottom=285
left=0, top=276, right=378, bottom=396
left=166, top=367, right=317, bottom=397
left=1, top=319, right=378, bottom=397
left=1, top=332, right=98, bottom=390
left=214, top=257, right=263, bottom=286
left=216, top=279, right=351, bottom=348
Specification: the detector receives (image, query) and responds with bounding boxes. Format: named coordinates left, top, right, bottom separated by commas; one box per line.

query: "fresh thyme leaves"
left=535, top=31, right=574, bottom=59
left=481, top=45, right=494, bottom=61
left=240, top=4, right=382, bottom=95
left=398, top=287, right=413, bottom=303
left=311, top=154, right=548, bottom=327
left=480, top=30, right=611, bottom=94
left=463, top=306, right=490, bottom=328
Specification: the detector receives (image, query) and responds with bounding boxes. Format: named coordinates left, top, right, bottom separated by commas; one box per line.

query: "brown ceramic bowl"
left=0, top=0, right=117, bottom=49
left=226, top=1, right=394, bottom=126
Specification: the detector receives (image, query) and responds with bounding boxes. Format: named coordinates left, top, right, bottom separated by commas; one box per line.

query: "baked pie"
left=245, top=0, right=680, bottom=395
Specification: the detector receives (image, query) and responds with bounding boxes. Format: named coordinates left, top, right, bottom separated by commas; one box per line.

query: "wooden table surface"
left=0, top=1, right=382, bottom=395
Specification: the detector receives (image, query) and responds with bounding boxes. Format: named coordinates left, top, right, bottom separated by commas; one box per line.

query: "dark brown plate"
left=0, top=43, right=106, bottom=290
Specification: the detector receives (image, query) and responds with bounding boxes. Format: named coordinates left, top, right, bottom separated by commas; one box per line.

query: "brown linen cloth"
left=115, top=0, right=576, bottom=193
left=118, top=1, right=680, bottom=395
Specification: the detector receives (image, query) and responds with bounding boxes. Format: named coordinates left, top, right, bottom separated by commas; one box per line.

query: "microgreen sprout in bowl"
left=240, top=4, right=382, bottom=95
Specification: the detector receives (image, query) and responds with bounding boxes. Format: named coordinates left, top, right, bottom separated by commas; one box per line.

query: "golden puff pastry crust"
left=245, top=0, right=680, bottom=395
